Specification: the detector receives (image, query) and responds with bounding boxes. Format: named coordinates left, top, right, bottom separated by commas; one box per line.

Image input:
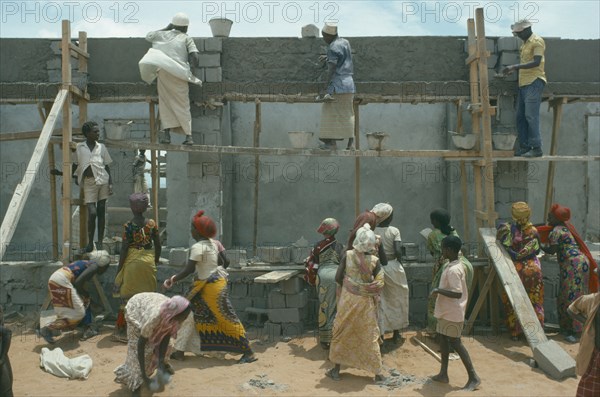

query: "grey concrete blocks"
left=169, top=248, right=189, bottom=266
left=533, top=339, right=576, bottom=379
left=191, top=68, right=205, bottom=82
left=193, top=38, right=205, bottom=52
left=10, top=289, right=42, bottom=305
left=497, top=37, right=521, bottom=52
left=411, top=283, right=430, bottom=298
left=268, top=289, right=286, bottom=309
left=301, top=24, right=319, bottom=38
left=204, top=37, right=223, bottom=53
left=268, top=308, right=305, bottom=323
left=229, top=296, right=251, bottom=312
left=252, top=297, right=268, bottom=309
left=197, top=54, right=221, bottom=67
left=231, top=282, right=248, bottom=297
left=205, top=67, right=222, bottom=83
left=256, top=246, right=291, bottom=263
left=290, top=247, right=311, bottom=264
left=463, top=38, right=495, bottom=53
left=227, top=249, right=247, bottom=268
left=499, top=52, right=520, bottom=67
left=285, top=289, right=308, bottom=308
left=249, top=282, right=266, bottom=297
left=280, top=277, right=304, bottom=295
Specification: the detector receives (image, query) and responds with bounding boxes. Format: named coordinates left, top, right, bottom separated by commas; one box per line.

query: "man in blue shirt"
left=318, top=22, right=356, bottom=150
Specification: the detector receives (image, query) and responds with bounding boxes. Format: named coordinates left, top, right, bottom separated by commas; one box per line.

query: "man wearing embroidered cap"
left=317, top=22, right=356, bottom=150
left=142, top=13, right=201, bottom=145
left=502, top=19, right=547, bottom=158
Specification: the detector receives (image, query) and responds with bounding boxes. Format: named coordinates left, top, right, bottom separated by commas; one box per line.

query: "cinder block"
left=411, top=283, right=430, bottom=298
left=281, top=322, right=304, bottom=337
left=280, top=277, right=304, bottom=295
left=169, top=248, right=189, bottom=266
left=10, top=289, right=42, bottom=305
left=495, top=187, right=511, bottom=203
left=227, top=249, right=247, bottom=268
left=229, top=296, right=252, bottom=312
left=509, top=187, right=527, bottom=202
left=464, top=38, right=495, bottom=53
left=499, top=51, right=520, bottom=67
left=268, top=289, right=286, bottom=309
left=285, top=289, right=308, bottom=308
left=268, top=308, right=305, bottom=323
left=245, top=307, right=269, bottom=325
left=252, top=297, right=268, bottom=309
left=257, top=246, right=291, bottom=263
left=205, top=67, right=222, bottom=83
left=204, top=37, right=223, bottom=52
left=301, top=24, right=319, bottom=38
left=290, top=247, right=311, bottom=264
left=306, top=299, right=319, bottom=324
left=487, top=54, right=499, bottom=69
left=197, top=54, right=221, bottom=67
left=231, top=282, right=248, bottom=297
left=249, top=283, right=266, bottom=297
left=497, top=36, right=521, bottom=52
left=192, top=38, right=205, bottom=52
left=533, top=340, right=576, bottom=379
left=263, top=321, right=282, bottom=341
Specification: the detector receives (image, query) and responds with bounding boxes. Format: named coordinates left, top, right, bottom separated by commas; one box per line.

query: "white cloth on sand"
left=40, top=347, right=93, bottom=379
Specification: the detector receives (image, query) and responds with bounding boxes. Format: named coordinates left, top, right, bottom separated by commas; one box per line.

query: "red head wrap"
left=550, top=204, right=571, bottom=222
left=192, top=210, right=217, bottom=238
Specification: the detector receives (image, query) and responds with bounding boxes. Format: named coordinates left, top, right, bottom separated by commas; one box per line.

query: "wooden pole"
left=252, top=100, right=261, bottom=254
left=475, top=8, right=496, bottom=228
left=544, top=98, right=567, bottom=217
left=61, top=20, right=73, bottom=262
left=39, top=103, right=60, bottom=260
left=0, top=90, right=68, bottom=261
left=460, top=161, right=471, bottom=243
left=149, top=101, right=159, bottom=224
left=354, top=99, right=361, bottom=217
left=78, top=31, right=88, bottom=251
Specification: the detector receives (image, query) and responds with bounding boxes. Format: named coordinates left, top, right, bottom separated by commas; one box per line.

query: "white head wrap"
left=172, top=12, right=190, bottom=27
left=322, top=22, right=338, bottom=36
left=352, top=223, right=377, bottom=253
left=371, top=203, right=393, bottom=223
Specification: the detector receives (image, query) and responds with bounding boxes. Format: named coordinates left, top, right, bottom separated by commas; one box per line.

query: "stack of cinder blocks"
left=264, top=277, right=309, bottom=340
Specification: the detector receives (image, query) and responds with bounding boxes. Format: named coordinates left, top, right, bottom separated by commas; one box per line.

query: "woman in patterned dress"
left=164, top=210, right=257, bottom=364
left=496, top=202, right=544, bottom=340
left=114, top=293, right=190, bottom=396
left=305, top=218, right=344, bottom=349
left=543, top=203, right=599, bottom=342
left=326, top=224, right=386, bottom=382
left=113, top=193, right=161, bottom=339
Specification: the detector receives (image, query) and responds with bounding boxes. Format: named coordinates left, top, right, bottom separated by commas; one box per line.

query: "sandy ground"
left=5, top=319, right=581, bottom=397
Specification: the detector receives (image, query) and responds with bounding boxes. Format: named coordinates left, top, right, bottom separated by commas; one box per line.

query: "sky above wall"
left=1, top=1, right=599, bottom=39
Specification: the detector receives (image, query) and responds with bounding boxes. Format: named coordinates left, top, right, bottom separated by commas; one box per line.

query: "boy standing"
left=132, top=149, right=150, bottom=207
left=431, top=235, right=480, bottom=391
left=74, top=121, right=113, bottom=253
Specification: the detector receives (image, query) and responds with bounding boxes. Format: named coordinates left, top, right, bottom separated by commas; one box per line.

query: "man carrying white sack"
left=140, top=12, right=201, bottom=145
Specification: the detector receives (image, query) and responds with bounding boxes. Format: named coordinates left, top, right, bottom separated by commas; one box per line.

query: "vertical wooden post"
left=354, top=99, right=360, bottom=217
left=544, top=98, right=566, bottom=217
left=460, top=161, right=470, bottom=243
left=252, top=100, right=261, bottom=254
left=78, top=31, right=88, bottom=251
left=39, top=102, right=59, bottom=260
left=475, top=8, right=496, bottom=228
left=61, top=20, right=73, bottom=262
left=149, top=101, right=159, bottom=224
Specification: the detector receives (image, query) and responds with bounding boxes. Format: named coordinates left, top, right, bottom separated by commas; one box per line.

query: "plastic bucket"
left=209, top=18, right=233, bottom=37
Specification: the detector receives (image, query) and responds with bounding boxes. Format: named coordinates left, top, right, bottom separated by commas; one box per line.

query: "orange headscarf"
left=550, top=203, right=598, bottom=292
left=192, top=210, right=217, bottom=238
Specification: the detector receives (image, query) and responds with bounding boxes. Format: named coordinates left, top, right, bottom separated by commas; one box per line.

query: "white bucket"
left=104, top=119, right=132, bottom=140
left=209, top=18, right=233, bottom=37
left=492, top=134, right=517, bottom=150
left=366, top=132, right=388, bottom=151
left=288, top=131, right=314, bottom=149
left=451, top=133, right=477, bottom=150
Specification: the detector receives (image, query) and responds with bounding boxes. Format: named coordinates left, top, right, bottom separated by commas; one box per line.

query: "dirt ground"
left=5, top=318, right=581, bottom=397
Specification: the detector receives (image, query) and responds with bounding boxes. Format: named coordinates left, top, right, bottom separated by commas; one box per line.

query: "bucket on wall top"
left=209, top=18, right=233, bottom=37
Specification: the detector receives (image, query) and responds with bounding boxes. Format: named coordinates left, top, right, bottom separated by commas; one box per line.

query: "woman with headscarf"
left=542, top=203, right=599, bottom=343
left=326, top=224, right=386, bottom=382
left=305, top=218, right=344, bottom=349
left=496, top=201, right=544, bottom=340
left=114, top=292, right=191, bottom=395
left=347, top=207, right=388, bottom=266
left=113, top=193, right=161, bottom=340
left=39, top=254, right=111, bottom=343
left=373, top=204, right=409, bottom=344
left=164, top=210, right=257, bottom=364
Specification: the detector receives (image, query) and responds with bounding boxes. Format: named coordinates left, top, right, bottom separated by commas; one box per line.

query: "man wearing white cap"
left=318, top=22, right=355, bottom=150
left=502, top=20, right=547, bottom=158
left=143, top=13, right=201, bottom=145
